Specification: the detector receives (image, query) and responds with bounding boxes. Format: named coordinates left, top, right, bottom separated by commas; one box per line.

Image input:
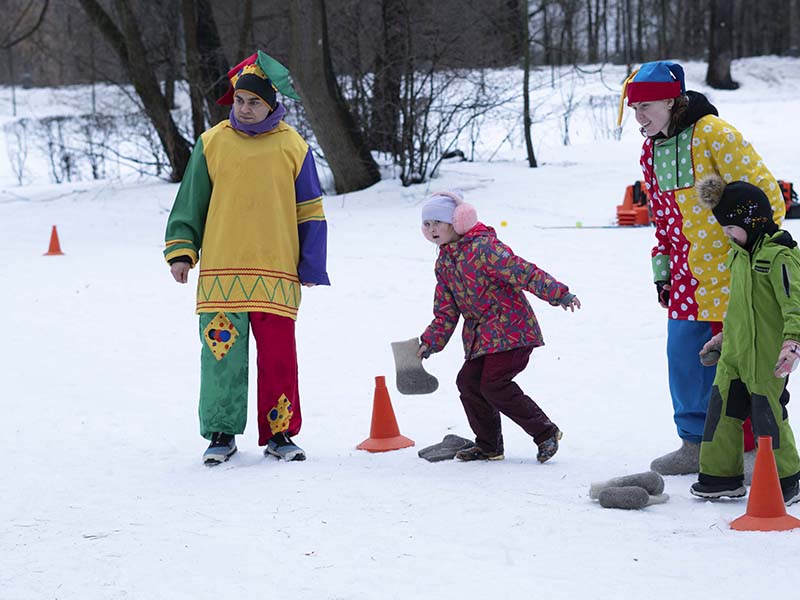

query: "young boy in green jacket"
left=691, top=175, right=800, bottom=505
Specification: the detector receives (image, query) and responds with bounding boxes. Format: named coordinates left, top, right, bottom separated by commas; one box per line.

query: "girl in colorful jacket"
left=416, top=191, right=581, bottom=463
left=620, top=60, right=785, bottom=476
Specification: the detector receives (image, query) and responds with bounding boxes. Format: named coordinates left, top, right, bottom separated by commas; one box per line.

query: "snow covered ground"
left=2, top=57, right=800, bottom=599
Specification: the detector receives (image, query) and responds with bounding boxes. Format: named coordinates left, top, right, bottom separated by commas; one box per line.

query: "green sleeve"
left=652, top=254, right=670, bottom=283
left=771, top=250, right=800, bottom=341
left=163, top=138, right=211, bottom=267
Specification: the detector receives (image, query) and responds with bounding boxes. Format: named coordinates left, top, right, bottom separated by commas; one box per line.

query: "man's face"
left=233, top=90, right=270, bottom=124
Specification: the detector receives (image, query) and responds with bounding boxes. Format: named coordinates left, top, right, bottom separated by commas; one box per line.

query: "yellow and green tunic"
left=641, top=114, right=784, bottom=322
left=164, top=118, right=329, bottom=320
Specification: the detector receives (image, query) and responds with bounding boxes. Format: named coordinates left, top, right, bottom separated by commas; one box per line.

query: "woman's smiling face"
left=631, top=98, right=674, bottom=137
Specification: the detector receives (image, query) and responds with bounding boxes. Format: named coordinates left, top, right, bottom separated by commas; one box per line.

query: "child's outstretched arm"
left=419, top=278, right=459, bottom=358
left=559, top=293, right=581, bottom=312
left=479, top=237, right=573, bottom=306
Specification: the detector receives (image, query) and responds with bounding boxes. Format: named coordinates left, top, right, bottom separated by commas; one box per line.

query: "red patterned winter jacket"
left=420, top=223, right=572, bottom=360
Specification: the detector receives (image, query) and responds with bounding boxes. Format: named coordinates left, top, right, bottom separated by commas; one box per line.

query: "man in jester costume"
left=164, top=51, right=329, bottom=464
left=620, top=61, right=785, bottom=475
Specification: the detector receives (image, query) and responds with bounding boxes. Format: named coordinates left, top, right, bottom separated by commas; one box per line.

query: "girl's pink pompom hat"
left=421, top=190, right=478, bottom=242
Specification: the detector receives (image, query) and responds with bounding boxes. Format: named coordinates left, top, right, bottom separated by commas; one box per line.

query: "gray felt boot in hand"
left=589, top=471, right=665, bottom=499
left=391, top=337, right=439, bottom=395
left=650, top=440, right=700, bottom=475
left=596, top=486, right=670, bottom=510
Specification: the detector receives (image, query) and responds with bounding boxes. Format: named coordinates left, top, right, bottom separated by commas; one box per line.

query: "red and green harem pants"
left=198, top=311, right=301, bottom=445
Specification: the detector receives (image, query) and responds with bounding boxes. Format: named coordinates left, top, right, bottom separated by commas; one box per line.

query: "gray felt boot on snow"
left=391, top=338, right=439, bottom=395
left=418, top=434, right=475, bottom=462
left=650, top=440, right=700, bottom=475
left=744, top=449, right=757, bottom=485
left=596, top=486, right=670, bottom=510
left=589, top=471, right=665, bottom=500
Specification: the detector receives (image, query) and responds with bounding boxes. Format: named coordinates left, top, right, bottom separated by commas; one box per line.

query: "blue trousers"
left=667, top=319, right=718, bottom=443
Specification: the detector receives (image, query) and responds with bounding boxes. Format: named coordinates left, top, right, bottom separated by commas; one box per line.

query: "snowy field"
left=2, top=57, right=800, bottom=599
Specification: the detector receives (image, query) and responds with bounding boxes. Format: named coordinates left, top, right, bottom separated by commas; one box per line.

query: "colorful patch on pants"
left=268, top=394, right=293, bottom=434
left=203, top=312, right=240, bottom=361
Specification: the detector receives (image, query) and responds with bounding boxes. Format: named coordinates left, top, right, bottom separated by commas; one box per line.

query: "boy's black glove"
left=655, top=280, right=670, bottom=308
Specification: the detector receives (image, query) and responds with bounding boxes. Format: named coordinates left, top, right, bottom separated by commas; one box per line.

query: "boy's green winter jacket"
left=720, top=231, right=800, bottom=383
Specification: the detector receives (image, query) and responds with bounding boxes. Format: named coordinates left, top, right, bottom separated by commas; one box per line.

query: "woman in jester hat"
left=164, top=50, right=329, bottom=465
left=619, top=60, right=784, bottom=476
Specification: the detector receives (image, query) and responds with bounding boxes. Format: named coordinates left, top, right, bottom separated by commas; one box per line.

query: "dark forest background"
left=3, top=0, right=799, bottom=188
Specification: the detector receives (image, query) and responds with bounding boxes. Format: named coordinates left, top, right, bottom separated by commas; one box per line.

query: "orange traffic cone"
left=357, top=375, right=415, bottom=452
left=44, top=225, right=64, bottom=256
left=731, top=435, right=800, bottom=531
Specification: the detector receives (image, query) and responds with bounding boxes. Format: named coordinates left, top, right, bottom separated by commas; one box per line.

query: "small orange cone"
left=357, top=375, right=414, bottom=452
left=44, top=225, right=64, bottom=256
left=731, top=435, right=800, bottom=531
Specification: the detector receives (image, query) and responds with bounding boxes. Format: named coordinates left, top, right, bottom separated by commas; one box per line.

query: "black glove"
left=655, top=280, right=670, bottom=307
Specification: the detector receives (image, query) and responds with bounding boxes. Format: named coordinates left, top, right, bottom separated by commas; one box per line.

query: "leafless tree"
left=706, top=0, right=738, bottom=89
left=287, top=0, right=380, bottom=193
left=77, top=0, right=191, bottom=181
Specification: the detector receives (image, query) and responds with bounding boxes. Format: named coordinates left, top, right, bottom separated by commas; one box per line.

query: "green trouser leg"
left=701, top=373, right=800, bottom=480
left=198, top=312, right=250, bottom=440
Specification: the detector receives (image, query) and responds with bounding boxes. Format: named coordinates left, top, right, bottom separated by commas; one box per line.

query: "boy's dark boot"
left=689, top=480, right=747, bottom=499
left=782, top=480, right=800, bottom=506
left=650, top=440, right=700, bottom=475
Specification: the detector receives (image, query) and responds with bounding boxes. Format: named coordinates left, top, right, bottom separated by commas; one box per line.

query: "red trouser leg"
left=711, top=321, right=755, bottom=451
left=250, top=312, right=301, bottom=446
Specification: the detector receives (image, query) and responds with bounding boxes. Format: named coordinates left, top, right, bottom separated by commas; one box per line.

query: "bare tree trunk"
left=237, top=0, right=254, bottom=63
left=543, top=0, right=552, bottom=65
left=658, top=0, right=668, bottom=57
left=791, top=0, right=800, bottom=55
left=194, top=0, right=229, bottom=125
left=163, top=1, right=179, bottom=110
left=623, top=0, right=633, bottom=70
left=706, top=0, right=738, bottom=89
left=181, top=0, right=206, bottom=141
left=635, top=0, right=643, bottom=61
left=369, top=0, right=406, bottom=154
left=78, top=0, right=191, bottom=181
left=586, top=0, right=597, bottom=63
left=288, top=0, right=380, bottom=193
left=521, top=0, right=537, bottom=168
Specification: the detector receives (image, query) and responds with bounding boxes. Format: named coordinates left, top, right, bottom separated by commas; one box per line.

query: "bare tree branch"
left=1, top=0, right=50, bottom=49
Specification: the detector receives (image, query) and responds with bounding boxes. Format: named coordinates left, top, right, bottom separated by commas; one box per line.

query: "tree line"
left=3, top=0, right=799, bottom=190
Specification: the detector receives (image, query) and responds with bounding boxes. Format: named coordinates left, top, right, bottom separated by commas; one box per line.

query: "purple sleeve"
left=295, top=148, right=330, bottom=285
